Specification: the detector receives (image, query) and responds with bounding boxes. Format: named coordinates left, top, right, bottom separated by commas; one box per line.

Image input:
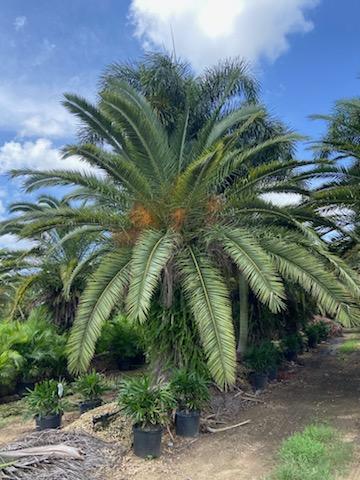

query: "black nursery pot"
left=284, top=350, right=297, bottom=362
left=307, top=336, right=317, bottom=349
left=79, top=398, right=102, bottom=414
left=36, top=413, right=62, bottom=430
left=133, top=425, right=163, bottom=458
left=250, top=372, right=268, bottom=391
left=267, top=366, right=278, bottom=382
left=175, top=410, right=200, bottom=437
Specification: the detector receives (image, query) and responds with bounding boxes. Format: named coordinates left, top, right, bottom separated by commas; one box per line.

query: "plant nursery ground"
left=1, top=335, right=359, bottom=480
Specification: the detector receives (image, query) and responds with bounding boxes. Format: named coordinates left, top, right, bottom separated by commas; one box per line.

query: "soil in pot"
left=36, top=413, right=62, bottom=430
left=133, top=425, right=162, bottom=458
left=79, top=398, right=102, bottom=414
left=249, top=372, right=268, bottom=391
left=284, top=350, right=297, bottom=362
left=175, top=410, right=200, bottom=437
left=268, top=366, right=278, bottom=382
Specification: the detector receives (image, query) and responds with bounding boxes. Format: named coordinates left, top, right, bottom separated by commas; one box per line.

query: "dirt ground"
left=1, top=336, right=359, bottom=480
left=111, top=336, right=360, bottom=480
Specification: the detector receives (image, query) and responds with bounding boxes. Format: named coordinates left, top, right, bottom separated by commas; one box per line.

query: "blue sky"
left=0, top=0, right=359, bottom=247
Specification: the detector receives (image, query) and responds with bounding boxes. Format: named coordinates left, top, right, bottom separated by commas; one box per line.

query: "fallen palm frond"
left=0, top=430, right=122, bottom=480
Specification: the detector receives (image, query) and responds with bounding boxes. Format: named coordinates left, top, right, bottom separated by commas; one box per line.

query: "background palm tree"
left=1, top=196, right=104, bottom=329
left=8, top=78, right=360, bottom=389
left=311, top=96, right=360, bottom=270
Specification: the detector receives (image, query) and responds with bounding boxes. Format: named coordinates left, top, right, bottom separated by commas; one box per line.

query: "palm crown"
left=9, top=81, right=360, bottom=388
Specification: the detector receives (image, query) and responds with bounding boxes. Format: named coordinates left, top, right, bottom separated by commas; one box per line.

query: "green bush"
left=74, top=371, right=109, bottom=401
left=281, top=333, right=304, bottom=355
left=305, top=324, right=320, bottom=345
left=0, top=308, right=66, bottom=388
left=315, top=321, right=330, bottom=341
left=118, top=375, right=175, bottom=429
left=25, top=379, right=67, bottom=417
left=244, top=341, right=279, bottom=373
left=170, top=369, right=210, bottom=412
left=0, top=308, right=67, bottom=393
left=96, top=314, right=144, bottom=362
left=270, top=424, right=352, bottom=480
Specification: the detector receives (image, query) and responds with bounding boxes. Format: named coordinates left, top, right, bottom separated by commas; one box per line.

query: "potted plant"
left=264, top=342, right=282, bottom=381
left=315, top=321, right=330, bottom=342
left=281, top=333, right=303, bottom=362
left=74, top=371, right=109, bottom=414
left=244, top=343, right=274, bottom=391
left=171, top=370, right=210, bottom=438
left=305, top=324, right=319, bottom=349
left=25, top=379, right=66, bottom=430
left=118, top=375, right=175, bottom=458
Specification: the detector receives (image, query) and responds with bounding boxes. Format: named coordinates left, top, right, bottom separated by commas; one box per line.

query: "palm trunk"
left=237, top=273, right=249, bottom=358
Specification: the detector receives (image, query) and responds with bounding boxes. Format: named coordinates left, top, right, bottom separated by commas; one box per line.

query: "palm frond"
left=213, top=226, right=285, bottom=312
left=126, top=230, right=177, bottom=322
left=67, top=250, right=131, bottom=373
left=179, top=247, right=236, bottom=389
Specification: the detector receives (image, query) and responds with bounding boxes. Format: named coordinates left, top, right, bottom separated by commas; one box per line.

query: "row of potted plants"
left=24, top=369, right=210, bottom=458
left=244, top=322, right=330, bottom=391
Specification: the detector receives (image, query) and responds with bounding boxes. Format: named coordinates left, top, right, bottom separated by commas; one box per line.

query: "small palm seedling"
left=74, top=371, right=109, bottom=414
left=171, top=369, right=210, bottom=437
left=118, top=375, right=175, bottom=458
left=25, top=379, right=66, bottom=430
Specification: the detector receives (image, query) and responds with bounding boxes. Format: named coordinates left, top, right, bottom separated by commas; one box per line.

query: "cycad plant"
left=8, top=78, right=360, bottom=388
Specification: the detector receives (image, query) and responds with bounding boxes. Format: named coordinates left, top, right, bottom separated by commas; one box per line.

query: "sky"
left=0, top=0, right=359, bottom=248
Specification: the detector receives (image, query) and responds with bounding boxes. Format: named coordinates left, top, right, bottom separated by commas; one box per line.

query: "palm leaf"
left=126, top=230, right=177, bottom=323
left=179, top=247, right=236, bottom=389
left=67, top=250, right=131, bottom=373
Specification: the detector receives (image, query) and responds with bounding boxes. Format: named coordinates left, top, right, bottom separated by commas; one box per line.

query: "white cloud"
left=14, top=16, right=27, bottom=31
left=0, top=85, right=75, bottom=138
left=0, top=138, right=86, bottom=174
left=0, top=234, right=36, bottom=251
left=129, top=0, right=319, bottom=69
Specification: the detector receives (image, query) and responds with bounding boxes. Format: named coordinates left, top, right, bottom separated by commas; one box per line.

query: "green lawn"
left=269, top=424, right=352, bottom=480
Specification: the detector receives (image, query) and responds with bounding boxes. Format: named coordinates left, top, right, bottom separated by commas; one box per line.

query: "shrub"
left=96, top=314, right=144, bottom=362
left=74, top=371, right=109, bottom=401
left=25, top=379, right=67, bottom=417
left=305, top=324, right=320, bottom=345
left=281, top=333, right=303, bottom=355
left=170, top=370, right=210, bottom=412
left=244, top=341, right=278, bottom=373
left=270, top=424, right=352, bottom=480
left=0, top=308, right=67, bottom=394
left=118, top=375, right=175, bottom=429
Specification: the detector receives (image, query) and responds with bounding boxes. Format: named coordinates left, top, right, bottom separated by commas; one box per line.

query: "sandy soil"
left=110, top=337, right=360, bottom=480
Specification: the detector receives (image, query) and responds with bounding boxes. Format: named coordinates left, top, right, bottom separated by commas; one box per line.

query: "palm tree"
left=311, top=97, right=360, bottom=268
left=9, top=81, right=360, bottom=389
left=1, top=196, right=104, bottom=329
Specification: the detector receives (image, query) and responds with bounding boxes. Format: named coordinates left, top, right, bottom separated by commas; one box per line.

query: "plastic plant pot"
left=249, top=372, right=268, bottom=391
left=175, top=410, right=200, bottom=437
left=36, top=413, right=62, bottom=430
left=268, top=366, right=278, bottom=382
left=133, top=425, right=163, bottom=458
left=79, top=398, right=102, bottom=414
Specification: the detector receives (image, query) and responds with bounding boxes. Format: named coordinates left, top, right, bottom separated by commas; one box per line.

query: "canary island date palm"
left=9, top=82, right=360, bottom=388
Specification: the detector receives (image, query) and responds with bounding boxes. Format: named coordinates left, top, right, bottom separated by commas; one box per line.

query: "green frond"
left=126, top=230, right=177, bottom=323
left=67, top=250, right=131, bottom=373
left=101, top=83, right=176, bottom=185
left=62, top=144, right=153, bottom=201
left=179, top=247, right=236, bottom=389
left=213, top=226, right=285, bottom=312
left=63, top=93, right=125, bottom=152
left=261, top=237, right=357, bottom=326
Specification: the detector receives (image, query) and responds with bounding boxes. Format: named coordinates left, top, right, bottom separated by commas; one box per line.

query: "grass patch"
left=338, top=339, right=360, bottom=354
left=269, top=424, right=352, bottom=480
